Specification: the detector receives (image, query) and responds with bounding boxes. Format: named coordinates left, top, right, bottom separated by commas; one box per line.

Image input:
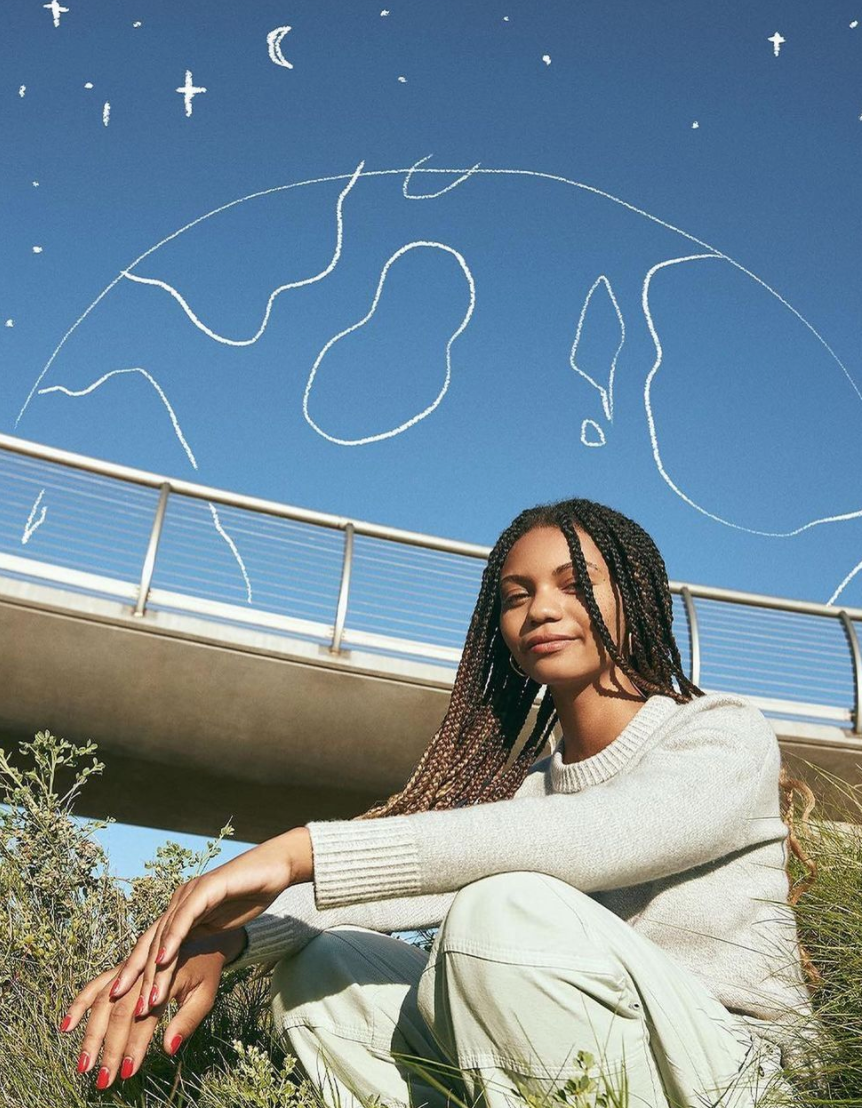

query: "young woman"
left=62, top=498, right=820, bottom=1106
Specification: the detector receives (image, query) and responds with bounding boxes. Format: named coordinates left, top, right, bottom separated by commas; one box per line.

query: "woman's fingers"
left=61, top=966, right=121, bottom=1034
left=159, top=975, right=219, bottom=1062
left=75, top=979, right=141, bottom=1084
left=88, top=988, right=161, bottom=1089
left=136, top=881, right=197, bottom=1016
left=108, top=918, right=160, bottom=1001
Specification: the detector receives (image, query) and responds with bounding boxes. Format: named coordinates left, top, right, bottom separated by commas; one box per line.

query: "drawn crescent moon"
left=267, top=25, right=294, bottom=69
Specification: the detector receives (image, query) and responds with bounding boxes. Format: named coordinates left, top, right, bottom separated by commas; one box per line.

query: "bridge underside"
left=2, top=577, right=861, bottom=844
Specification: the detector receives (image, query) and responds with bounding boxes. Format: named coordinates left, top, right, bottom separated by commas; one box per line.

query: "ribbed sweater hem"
left=230, top=914, right=303, bottom=970
left=308, top=819, right=421, bottom=910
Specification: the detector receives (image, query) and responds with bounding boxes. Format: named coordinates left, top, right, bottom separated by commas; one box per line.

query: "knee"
left=440, top=871, right=604, bottom=954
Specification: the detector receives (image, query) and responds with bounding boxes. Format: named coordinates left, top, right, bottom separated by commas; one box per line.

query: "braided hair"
left=356, top=498, right=697, bottom=818
left=353, top=496, right=821, bottom=990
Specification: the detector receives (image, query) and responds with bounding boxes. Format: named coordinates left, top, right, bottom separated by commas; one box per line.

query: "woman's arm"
left=306, top=706, right=785, bottom=911
left=230, top=881, right=457, bottom=969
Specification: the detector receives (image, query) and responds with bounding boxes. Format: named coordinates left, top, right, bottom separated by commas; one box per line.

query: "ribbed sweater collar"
left=548, top=694, right=679, bottom=792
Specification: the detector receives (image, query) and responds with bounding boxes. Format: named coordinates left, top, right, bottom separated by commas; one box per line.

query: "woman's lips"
left=526, top=638, right=573, bottom=655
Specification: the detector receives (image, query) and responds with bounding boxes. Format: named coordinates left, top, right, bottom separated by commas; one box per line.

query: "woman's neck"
left=552, top=678, right=648, bottom=764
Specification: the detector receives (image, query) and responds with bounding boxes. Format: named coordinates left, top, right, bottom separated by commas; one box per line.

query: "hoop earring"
left=509, top=654, right=527, bottom=677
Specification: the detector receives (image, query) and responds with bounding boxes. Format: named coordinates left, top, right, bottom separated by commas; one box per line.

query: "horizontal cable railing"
left=0, top=432, right=860, bottom=732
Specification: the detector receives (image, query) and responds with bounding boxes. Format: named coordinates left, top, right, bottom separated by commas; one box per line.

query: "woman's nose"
left=526, top=587, right=563, bottom=621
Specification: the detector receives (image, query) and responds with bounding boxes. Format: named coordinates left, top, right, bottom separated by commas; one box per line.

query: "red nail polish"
left=77, top=1051, right=90, bottom=1074
left=96, top=1066, right=110, bottom=1090
left=156, top=947, right=167, bottom=965
left=149, top=985, right=159, bottom=1007
left=59, top=1016, right=71, bottom=1033
left=169, top=1033, right=183, bottom=1056
left=109, top=978, right=120, bottom=998
left=121, top=1057, right=134, bottom=1080
left=134, top=996, right=145, bottom=1017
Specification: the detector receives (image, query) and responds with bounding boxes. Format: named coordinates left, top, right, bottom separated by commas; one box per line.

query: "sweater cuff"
left=307, top=817, right=422, bottom=909
left=229, top=914, right=303, bottom=971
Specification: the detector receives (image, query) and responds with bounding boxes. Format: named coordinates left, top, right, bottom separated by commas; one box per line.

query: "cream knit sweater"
left=232, top=692, right=815, bottom=1042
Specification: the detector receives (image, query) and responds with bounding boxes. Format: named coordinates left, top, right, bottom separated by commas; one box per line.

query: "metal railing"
left=1, top=431, right=860, bottom=733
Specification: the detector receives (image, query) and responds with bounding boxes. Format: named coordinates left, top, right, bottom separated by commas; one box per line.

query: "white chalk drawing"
left=43, top=1, right=68, bottom=28
left=35, top=370, right=253, bottom=602
left=397, top=76, right=407, bottom=83
left=102, top=102, right=110, bottom=127
left=32, top=246, right=43, bottom=254
left=84, top=82, right=93, bottom=89
left=208, top=503, right=253, bottom=603
left=17, top=164, right=862, bottom=604
left=826, top=556, right=862, bottom=606
left=121, top=161, right=363, bottom=345
left=176, top=71, right=206, bottom=117
left=32, top=181, right=39, bottom=187
left=38, top=368, right=199, bottom=469
left=402, top=154, right=481, bottom=199
left=18, top=86, right=26, bottom=98
left=302, top=241, right=476, bottom=445
left=769, top=32, right=785, bottom=57
left=133, top=21, right=142, bottom=28
left=851, top=20, right=859, bottom=28
left=569, top=275, right=626, bottom=432
left=22, top=489, right=47, bottom=545
left=542, top=55, right=552, bottom=65
left=692, top=121, right=700, bottom=129
left=381, top=10, right=390, bottom=16
left=266, top=26, right=294, bottom=69
left=5, top=320, right=14, bottom=328
left=581, top=420, right=606, bottom=448
left=35, top=371, right=255, bottom=601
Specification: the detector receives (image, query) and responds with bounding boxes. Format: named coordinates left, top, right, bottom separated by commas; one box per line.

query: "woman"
left=62, top=498, right=820, bottom=1106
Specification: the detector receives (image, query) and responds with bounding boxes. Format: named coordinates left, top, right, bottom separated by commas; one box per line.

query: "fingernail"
left=121, top=1057, right=134, bottom=1080
left=109, top=978, right=121, bottom=998
left=134, top=996, right=145, bottom=1017
left=169, top=1033, right=183, bottom=1056
left=77, top=1051, right=90, bottom=1074
left=155, top=947, right=167, bottom=965
left=149, top=985, right=159, bottom=1007
left=59, top=1016, right=71, bottom=1033
left=95, top=1066, right=110, bottom=1090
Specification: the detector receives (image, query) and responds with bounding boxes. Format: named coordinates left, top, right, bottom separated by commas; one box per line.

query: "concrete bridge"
left=1, top=432, right=861, bottom=841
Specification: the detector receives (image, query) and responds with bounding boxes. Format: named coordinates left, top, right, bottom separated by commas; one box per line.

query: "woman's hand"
left=61, top=929, right=246, bottom=1090
left=107, top=826, right=312, bottom=1019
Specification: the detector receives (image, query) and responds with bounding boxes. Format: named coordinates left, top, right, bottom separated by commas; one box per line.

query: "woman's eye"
left=502, top=593, right=527, bottom=606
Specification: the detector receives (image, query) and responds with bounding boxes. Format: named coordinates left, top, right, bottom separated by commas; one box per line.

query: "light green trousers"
left=270, top=873, right=792, bottom=1108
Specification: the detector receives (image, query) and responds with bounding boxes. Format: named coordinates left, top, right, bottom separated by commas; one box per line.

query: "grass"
left=1, top=729, right=860, bottom=1107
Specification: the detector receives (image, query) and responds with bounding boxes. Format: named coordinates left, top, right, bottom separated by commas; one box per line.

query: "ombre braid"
left=352, top=497, right=821, bottom=990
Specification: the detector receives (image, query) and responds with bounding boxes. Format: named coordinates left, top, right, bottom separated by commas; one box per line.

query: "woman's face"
left=498, top=525, right=628, bottom=691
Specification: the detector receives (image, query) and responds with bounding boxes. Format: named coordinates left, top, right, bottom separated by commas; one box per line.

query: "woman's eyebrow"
left=500, top=560, right=601, bottom=586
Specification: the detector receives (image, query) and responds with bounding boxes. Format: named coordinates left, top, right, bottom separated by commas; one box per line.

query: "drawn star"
left=43, top=1, right=69, bottom=28
left=768, top=32, right=785, bottom=57
left=176, top=70, right=207, bottom=117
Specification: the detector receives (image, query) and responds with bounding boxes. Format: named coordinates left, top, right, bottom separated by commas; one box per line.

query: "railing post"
left=838, top=611, right=862, bottom=735
left=680, top=586, right=701, bottom=687
left=133, top=482, right=171, bottom=618
left=330, top=522, right=355, bottom=654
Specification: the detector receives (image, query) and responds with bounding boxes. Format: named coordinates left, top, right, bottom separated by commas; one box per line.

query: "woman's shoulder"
left=659, top=691, right=777, bottom=753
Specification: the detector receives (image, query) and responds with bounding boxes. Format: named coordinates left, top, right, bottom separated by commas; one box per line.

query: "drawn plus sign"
left=43, top=1, right=69, bottom=27
left=768, top=32, right=785, bottom=57
left=176, top=70, right=207, bottom=118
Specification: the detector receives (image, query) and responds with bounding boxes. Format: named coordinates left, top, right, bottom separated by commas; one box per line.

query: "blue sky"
left=3, top=1, right=862, bottom=878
